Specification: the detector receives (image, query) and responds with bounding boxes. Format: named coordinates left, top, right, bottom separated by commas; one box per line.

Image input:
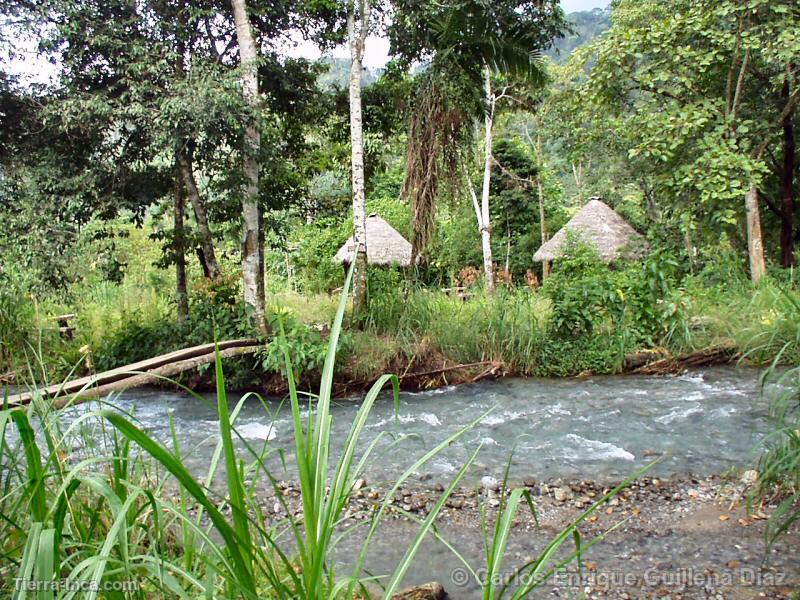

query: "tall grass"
left=365, top=288, right=551, bottom=372
left=754, top=363, right=800, bottom=551
left=0, top=286, right=36, bottom=368
left=737, top=285, right=800, bottom=365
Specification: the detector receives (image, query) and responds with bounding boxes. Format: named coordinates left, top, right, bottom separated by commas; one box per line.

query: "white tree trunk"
left=745, top=184, right=767, bottom=284
left=348, top=0, right=370, bottom=313
left=231, top=0, right=266, bottom=330
left=480, top=67, right=495, bottom=292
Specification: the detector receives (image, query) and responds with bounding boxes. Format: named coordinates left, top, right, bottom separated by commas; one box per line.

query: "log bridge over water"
left=4, top=339, right=261, bottom=409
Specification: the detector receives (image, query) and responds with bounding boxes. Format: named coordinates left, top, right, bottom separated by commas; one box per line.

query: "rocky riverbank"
left=252, top=473, right=798, bottom=599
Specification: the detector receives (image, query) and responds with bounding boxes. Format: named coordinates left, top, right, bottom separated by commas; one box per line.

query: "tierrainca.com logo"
left=14, top=579, right=140, bottom=593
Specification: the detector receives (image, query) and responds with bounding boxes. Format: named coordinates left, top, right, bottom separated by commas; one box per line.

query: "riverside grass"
left=753, top=361, right=800, bottom=553
left=5, top=259, right=800, bottom=386
left=2, top=265, right=640, bottom=599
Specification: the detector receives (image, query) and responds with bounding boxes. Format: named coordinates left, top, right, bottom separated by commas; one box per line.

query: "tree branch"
left=758, top=189, right=781, bottom=217
left=754, top=87, right=800, bottom=159
left=731, top=48, right=750, bottom=122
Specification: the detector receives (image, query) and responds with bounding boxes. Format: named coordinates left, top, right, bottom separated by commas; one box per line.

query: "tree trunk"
left=535, top=133, right=550, bottom=281
left=572, top=161, right=584, bottom=198
left=780, top=77, right=796, bottom=268
left=536, top=177, right=550, bottom=281
left=176, top=146, right=221, bottom=280
left=231, top=0, right=266, bottom=331
left=746, top=184, right=767, bottom=283
left=348, top=0, right=370, bottom=313
left=480, top=66, right=495, bottom=292
left=174, top=168, right=189, bottom=322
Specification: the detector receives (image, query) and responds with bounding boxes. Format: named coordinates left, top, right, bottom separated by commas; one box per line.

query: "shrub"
left=543, top=237, right=682, bottom=350
left=291, top=217, right=350, bottom=293
left=259, top=309, right=350, bottom=380
left=93, top=277, right=251, bottom=373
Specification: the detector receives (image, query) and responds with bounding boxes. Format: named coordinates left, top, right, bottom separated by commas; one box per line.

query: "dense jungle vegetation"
left=1, top=0, right=800, bottom=597
left=1, top=1, right=798, bottom=387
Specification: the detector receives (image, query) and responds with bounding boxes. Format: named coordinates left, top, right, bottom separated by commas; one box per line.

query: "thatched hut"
left=533, top=198, right=647, bottom=263
left=333, top=213, right=413, bottom=267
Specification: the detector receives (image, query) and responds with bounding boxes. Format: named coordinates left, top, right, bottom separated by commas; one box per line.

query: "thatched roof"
left=333, top=213, right=413, bottom=267
left=533, top=198, right=647, bottom=263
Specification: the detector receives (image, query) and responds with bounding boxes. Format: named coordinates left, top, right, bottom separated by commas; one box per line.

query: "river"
left=61, top=366, right=774, bottom=485
left=39, top=366, right=800, bottom=597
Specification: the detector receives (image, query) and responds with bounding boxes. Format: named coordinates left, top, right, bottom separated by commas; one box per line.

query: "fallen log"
left=623, top=348, right=669, bottom=370
left=337, top=361, right=503, bottom=395
left=631, top=345, right=738, bottom=376
left=6, top=339, right=261, bottom=407
left=398, top=360, right=502, bottom=381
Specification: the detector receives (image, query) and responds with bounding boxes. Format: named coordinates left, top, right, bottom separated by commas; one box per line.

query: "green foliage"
left=93, top=278, right=251, bottom=373
left=366, top=285, right=552, bottom=374
left=738, top=286, right=800, bottom=366
left=542, top=238, right=684, bottom=351
left=753, top=363, right=800, bottom=552
left=488, top=138, right=542, bottom=280
left=291, top=217, right=350, bottom=293
left=563, top=0, right=800, bottom=260
left=259, top=311, right=343, bottom=380
left=0, top=273, right=36, bottom=368
left=529, top=334, right=624, bottom=377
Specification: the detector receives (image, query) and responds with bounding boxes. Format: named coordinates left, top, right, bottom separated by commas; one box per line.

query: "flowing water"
left=60, top=366, right=775, bottom=485
left=32, top=367, right=800, bottom=596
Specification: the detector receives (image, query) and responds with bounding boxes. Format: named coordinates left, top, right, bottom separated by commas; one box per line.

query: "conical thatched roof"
left=533, top=198, right=647, bottom=263
left=333, top=213, right=413, bottom=267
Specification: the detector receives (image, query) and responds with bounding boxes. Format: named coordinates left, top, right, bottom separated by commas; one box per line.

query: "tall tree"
left=779, top=70, right=796, bottom=268
left=346, top=0, right=370, bottom=313
left=231, top=0, right=266, bottom=330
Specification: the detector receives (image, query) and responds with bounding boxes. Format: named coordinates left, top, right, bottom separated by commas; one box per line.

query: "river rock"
left=554, top=487, right=573, bottom=502
left=740, top=470, right=758, bottom=486
left=481, top=476, right=500, bottom=491
left=410, top=494, right=427, bottom=511
left=392, top=582, right=448, bottom=600
left=446, top=498, right=464, bottom=509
